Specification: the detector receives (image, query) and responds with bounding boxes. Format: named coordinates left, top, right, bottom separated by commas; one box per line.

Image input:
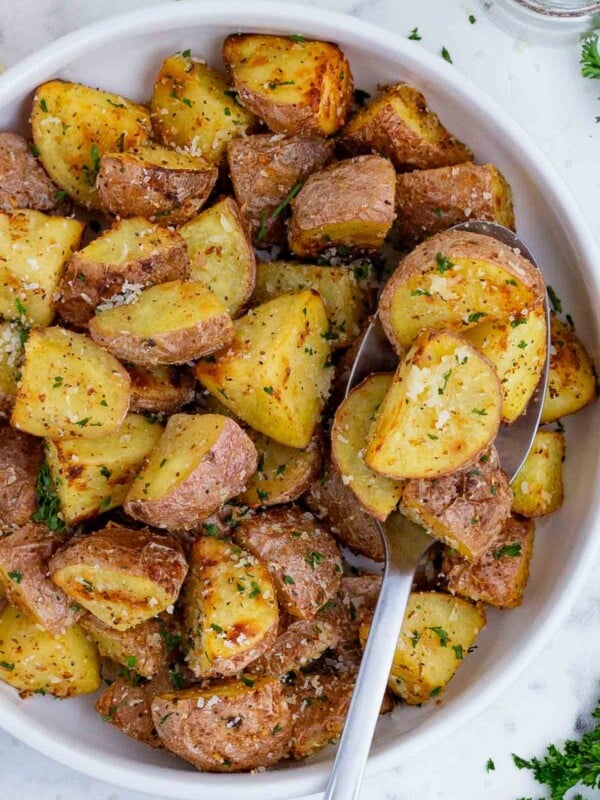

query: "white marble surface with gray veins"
left=0, top=1, right=599, bottom=798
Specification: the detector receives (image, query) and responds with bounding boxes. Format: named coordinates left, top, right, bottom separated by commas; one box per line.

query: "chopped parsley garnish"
left=169, top=669, right=186, bottom=689
left=453, top=644, right=464, bottom=660
left=203, top=523, right=220, bottom=537
left=410, top=630, right=421, bottom=647
left=240, top=675, right=255, bottom=687
left=469, top=14, right=477, bottom=24
left=124, top=655, right=137, bottom=668
left=547, top=285, right=563, bottom=313
left=267, top=80, right=295, bottom=89
left=39, top=98, right=48, bottom=112
left=248, top=581, right=261, bottom=599
left=100, top=466, right=111, bottom=478
left=224, top=106, right=231, bottom=116
left=272, top=723, right=283, bottom=734
left=276, top=464, right=286, bottom=476
left=428, top=626, right=449, bottom=647
left=55, top=189, right=67, bottom=202
left=493, top=542, right=522, bottom=559
left=486, top=757, right=495, bottom=772
left=210, top=623, right=224, bottom=634
left=510, top=317, right=527, bottom=328
left=75, top=417, right=90, bottom=427
left=256, top=210, right=267, bottom=242
left=263, top=385, right=274, bottom=395
left=106, top=98, right=126, bottom=108
left=52, top=376, right=63, bottom=388
left=438, top=369, right=452, bottom=395
left=472, top=407, right=488, bottom=416
left=283, top=574, right=295, bottom=585
left=305, top=551, right=324, bottom=569
left=100, top=496, right=111, bottom=509
left=288, top=34, right=306, bottom=43
left=435, top=252, right=454, bottom=273
left=411, top=288, right=431, bottom=297
left=256, top=488, right=269, bottom=504
left=467, top=311, right=488, bottom=324
left=181, top=48, right=192, bottom=58
left=8, top=570, right=23, bottom=584
left=159, top=621, right=181, bottom=652
left=29, top=142, right=41, bottom=157
left=31, top=462, right=64, bottom=532
left=427, top=433, right=439, bottom=440
left=517, top=340, right=527, bottom=349
left=408, top=27, right=422, bottom=41
left=82, top=144, right=101, bottom=186
left=441, top=46, right=453, bottom=64
left=81, top=579, right=95, bottom=592
left=581, top=31, right=600, bottom=79
left=0, top=661, right=15, bottom=670
left=270, top=180, right=304, bottom=220
left=430, top=686, right=442, bottom=697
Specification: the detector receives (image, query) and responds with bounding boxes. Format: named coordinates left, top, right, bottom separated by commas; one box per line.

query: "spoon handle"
left=323, top=520, right=431, bottom=800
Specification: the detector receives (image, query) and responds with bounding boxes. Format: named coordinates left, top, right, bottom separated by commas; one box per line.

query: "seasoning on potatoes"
left=151, top=677, right=292, bottom=771
left=97, top=143, right=218, bottom=225
left=0, top=321, right=23, bottom=415
left=127, top=365, right=195, bottom=415
left=339, top=82, right=472, bottom=171
left=180, top=196, right=256, bottom=318
left=401, top=446, right=512, bottom=561
left=248, top=616, right=339, bottom=676
left=195, top=290, right=332, bottom=449
left=11, top=327, right=130, bottom=440
left=0, top=426, right=44, bottom=529
left=89, top=280, right=234, bottom=366
left=57, top=217, right=189, bottom=327
left=151, top=53, right=256, bottom=165
left=511, top=429, right=565, bottom=518
left=227, top=133, right=333, bottom=244
left=366, top=330, right=502, bottom=480
left=394, top=162, right=515, bottom=246
left=0, top=604, right=100, bottom=698
left=379, top=228, right=546, bottom=353
left=44, top=413, right=163, bottom=525
left=124, top=413, right=257, bottom=531
left=234, top=507, right=342, bottom=620
left=222, top=34, right=353, bottom=136
left=183, top=536, right=278, bottom=678
left=80, top=614, right=168, bottom=678
left=31, top=80, right=151, bottom=209
left=0, top=209, right=85, bottom=327
left=287, top=155, right=396, bottom=258
left=50, top=522, right=188, bottom=630
left=443, top=514, right=535, bottom=608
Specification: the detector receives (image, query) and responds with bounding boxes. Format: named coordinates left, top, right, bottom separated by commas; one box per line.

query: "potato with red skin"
left=234, top=507, right=342, bottom=620
left=339, top=83, right=472, bottom=171
left=151, top=677, right=292, bottom=771
left=227, top=133, right=333, bottom=244
left=0, top=426, right=44, bottom=530
left=0, top=523, right=81, bottom=635
left=248, top=615, right=339, bottom=676
left=50, top=522, right=188, bottom=630
left=0, top=132, right=66, bottom=213
left=80, top=614, right=168, bottom=678
left=124, top=414, right=257, bottom=532
left=127, top=365, right=195, bottom=415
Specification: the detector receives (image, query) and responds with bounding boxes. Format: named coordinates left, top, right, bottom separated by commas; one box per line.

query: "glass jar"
left=481, top=0, right=600, bottom=45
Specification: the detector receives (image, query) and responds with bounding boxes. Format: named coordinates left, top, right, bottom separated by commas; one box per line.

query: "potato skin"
left=227, top=133, right=333, bottom=244
left=339, top=83, right=472, bottom=171
left=443, top=514, right=535, bottom=608
left=80, top=614, right=168, bottom=678
left=223, top=34, right=353, bottom=136
left=0, top=425, right=44, bottom=529
left=125, top=415, right=257, bottom=531
left=58, top=219, right=189, bottom=328
left=394, top=163, right=515, bottom=246
left=401, top=447, right=512, bottom=561
left=151, top=678, right=292, bottom=771
left=0, top=523, right=81, bottom=635
left=96, top=147, right=218, bottom=226
left=128, top=365, right=195, bottom=414
left=288, top=155, right=396, bottom=257
left=49, top=522, right=188, bottom=630
left=305, top=460, right=386, bottom=561
left=96, top=677, right=162, bottom=748
left=234, top=507, right=343, bottom=619
left=0, top=132, right=66, bottom=213
left=248, top=616, right=339, bottom=676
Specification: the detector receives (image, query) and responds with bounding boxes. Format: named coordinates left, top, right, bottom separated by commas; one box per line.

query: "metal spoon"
left=323, top=221, right=550, bottom=800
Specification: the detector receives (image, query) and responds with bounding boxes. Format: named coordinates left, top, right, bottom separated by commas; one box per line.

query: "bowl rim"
left=0, top=2, right=599, bottom=798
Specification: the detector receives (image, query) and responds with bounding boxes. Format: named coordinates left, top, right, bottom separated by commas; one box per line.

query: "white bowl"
left=0, top=3, right=598, bottom=798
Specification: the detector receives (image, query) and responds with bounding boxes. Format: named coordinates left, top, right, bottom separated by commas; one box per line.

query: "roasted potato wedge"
left=288, top=155, right=396, bottom=257
left=0, top=524, right=80, bottom=635
left=128, top=365, right=194, bottom=414
left=151, top=53, right=255, bottom=165
left=31, top=80, right=151, bottom=209
left=332, top=373, right=404, bottom=521
left=89, top=280, right=233, bottom=366
left=0, top=209, right=85, bottom=327
left=183, top=536, right=278, bottom=677
left=305, top=460, right=385, bottom=561
left=12, top=327, right=130, bottom=439
left=541, top=315, right=597, bottom=423
left=195, top=290, right=332, bottom=449
left=339, top=82, right=472, bottom=171
left=238, top=432, right=321, bottom=508
left=96, top=676, right=162, bottom=748
left=151, top=677, right=292, bottom=771
left=366, top=330, right=502, bottom=480
left=360, top=591, right=485, bottom=704
left=45, top=413, right=163, bottom=525
left=0, top=426, right=43, bottom=529
left=379, top=229, right=546, bottom=353
left=248, top=616, right=339, bottom=676
left=443, top=514, right=535, bottom=608
left=97, top=143, right=217, bottom=225
left=80, top=614, right=167, bottom=678
left=180, top=197, right=256, bottom=317
left=234, top=507, right=342, bottom=620
left=394, top=163, right=515, bottom=246
left=0, top=322, right=22, bottom=414
left=401, top=447, right=512, bottom=561
left=512, top=429, right=565, bottom=517
left=222, top=34, right=353, bottom=136
left=124, top=413, right=257, bottom=531
left=227, top=133, right=333, bottom=244
left=464, top=306, right=547, bottom=423
left=286, top=672, right=355, bottom=758
left=0, top=604, right=100, bottom=697
left=253, top=260, right=373, bottom=349
left=50, top=522, right=188, bottom=630
left=58, top=217, right=189, bottom=327
left=0, top=132, right=65, bottom=213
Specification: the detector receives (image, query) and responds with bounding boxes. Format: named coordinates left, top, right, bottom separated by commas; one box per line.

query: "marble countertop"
left=0, top=1, right=599, bottom=798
